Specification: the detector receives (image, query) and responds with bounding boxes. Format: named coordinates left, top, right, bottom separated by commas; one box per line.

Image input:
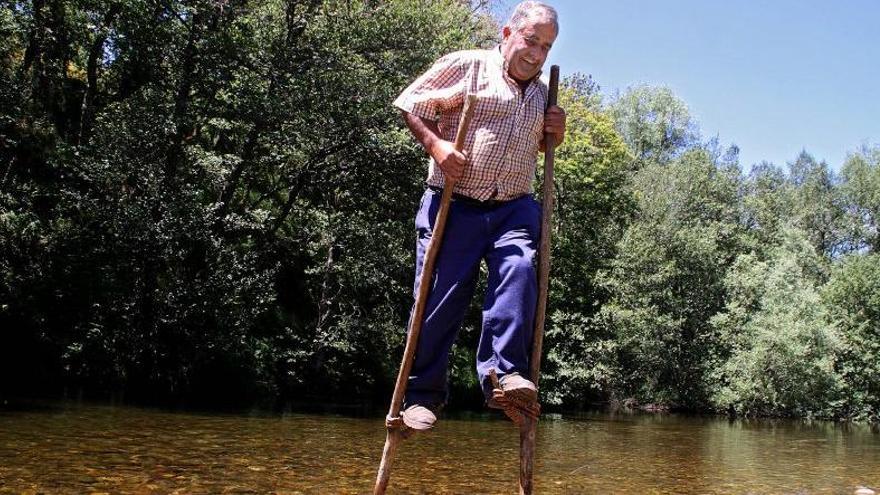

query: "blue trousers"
left=405, top=188, right=540, bottom=407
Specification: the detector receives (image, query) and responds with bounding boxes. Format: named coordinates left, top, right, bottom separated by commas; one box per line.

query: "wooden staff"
left=519, top=64, right=560, bottom=495
left=373, top=94, right=478, bottom=495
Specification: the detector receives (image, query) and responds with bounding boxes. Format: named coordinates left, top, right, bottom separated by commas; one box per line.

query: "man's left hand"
left=543, top=105, right=566, bottom=149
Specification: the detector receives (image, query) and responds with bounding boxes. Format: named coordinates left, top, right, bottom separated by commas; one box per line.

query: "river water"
left=0, top=402, right=877, bottom=494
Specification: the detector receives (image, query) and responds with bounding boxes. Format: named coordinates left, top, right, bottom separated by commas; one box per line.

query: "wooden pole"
left=519, top=64, right=560, bottom=495
left=373, top=94, right=478, bottom=495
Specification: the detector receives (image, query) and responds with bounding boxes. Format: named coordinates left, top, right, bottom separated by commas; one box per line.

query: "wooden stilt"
left=373, top=94, right=478, bottom=495
left=519, top=64, right=561, bottom=495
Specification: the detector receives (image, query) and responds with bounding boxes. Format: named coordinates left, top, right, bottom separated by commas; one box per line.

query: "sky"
left=494, top=0, right=880, bottom=171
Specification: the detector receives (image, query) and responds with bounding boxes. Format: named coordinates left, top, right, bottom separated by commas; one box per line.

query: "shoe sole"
left=402, top=419, right=435, bottom=431
left=504, top=387, right=538, bottom=407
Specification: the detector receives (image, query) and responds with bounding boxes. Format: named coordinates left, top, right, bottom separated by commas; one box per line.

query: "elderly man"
left=393, top=0, right=565, bottom=430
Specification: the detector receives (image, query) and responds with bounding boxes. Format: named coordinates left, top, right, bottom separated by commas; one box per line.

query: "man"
left=393, top=1, right=566, bottom=430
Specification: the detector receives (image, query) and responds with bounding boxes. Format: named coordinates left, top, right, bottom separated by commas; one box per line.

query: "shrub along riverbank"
left=2, top=0, right=878, bottom=421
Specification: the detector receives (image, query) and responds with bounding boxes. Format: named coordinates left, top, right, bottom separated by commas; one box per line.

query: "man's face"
left=500, top=17, right=557, bottom=83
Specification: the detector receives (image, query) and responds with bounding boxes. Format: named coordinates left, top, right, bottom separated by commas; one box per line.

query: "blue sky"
left=494, top=0, right=880, bottom=171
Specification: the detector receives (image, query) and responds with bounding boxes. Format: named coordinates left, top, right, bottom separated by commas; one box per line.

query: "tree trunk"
left=78, top=4, right=121, bottom=146
left=212, top=0, right=319, bottom=235
left=19, top=0, right=45, bottom=77
left=212, top=122, right=264, bottom=234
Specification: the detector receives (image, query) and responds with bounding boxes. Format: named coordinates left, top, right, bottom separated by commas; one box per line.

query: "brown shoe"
left=488, top=372, right=537, bottom=409
left=401, top=404, right=437, bottom=431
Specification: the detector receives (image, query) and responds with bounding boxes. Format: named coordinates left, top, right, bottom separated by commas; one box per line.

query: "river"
left=0, top=402, right=877, bottom=494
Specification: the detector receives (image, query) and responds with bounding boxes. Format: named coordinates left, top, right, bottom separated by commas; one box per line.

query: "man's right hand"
left=429, top=139, right=468, bottom=183
left=400, top=111, right=468, bottom=183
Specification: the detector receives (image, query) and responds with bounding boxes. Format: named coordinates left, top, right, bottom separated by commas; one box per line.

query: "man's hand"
left=400, top=111, right=469, bottom=183
left=541, top=105, right=566, bottom=151
left=430, top=139, right=468, bottom=183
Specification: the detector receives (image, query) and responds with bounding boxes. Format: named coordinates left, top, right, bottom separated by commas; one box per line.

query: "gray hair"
left=507, top=1, right=559, bottom=34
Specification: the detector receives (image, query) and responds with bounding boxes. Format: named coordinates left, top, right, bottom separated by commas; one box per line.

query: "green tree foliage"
left=0, top=0, right=495, bottom=405
left=741, top=152, right=845, bottom=263
left=839, top=146, right=880, bottom=252
left=608, top=85, right=699, bottom=166
left=600, top=148, right=744, bottom=409
left=787, top=151, right=845, bottom=259
left=541, top=74, right=632, bottom=406
left=741, top=162, right=791, bottom=251
left=709, top=228, right=842, bottom=418
left=823, top=253, right=880, bottom=421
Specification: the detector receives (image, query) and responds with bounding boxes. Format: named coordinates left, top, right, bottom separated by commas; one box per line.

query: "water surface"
left=0, top=403, right=877, bottom=494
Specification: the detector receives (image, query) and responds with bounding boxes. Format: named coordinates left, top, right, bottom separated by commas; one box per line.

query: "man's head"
left=500, top=1, right=559, bottom=83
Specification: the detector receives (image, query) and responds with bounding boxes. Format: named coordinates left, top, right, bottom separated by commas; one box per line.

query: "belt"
left=428, top=186, right=513, bottom=208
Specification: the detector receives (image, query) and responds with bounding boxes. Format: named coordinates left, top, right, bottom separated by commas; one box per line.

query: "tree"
left=0, top=0, right=498, bottom=405
left=540, top=74, right=632, bottom=406
left=608, top=85, right=699, bottom=166
left=741, top=161, right=791, bottom=252
left=599, top=148, right=744, bottom=409
left=839, top=145, right=880, bottom=253
left=709, top=227, right=842, bottom=418
left=823, top=252, right=880, bottom=421
left=787, top=151, right=845, bottom=260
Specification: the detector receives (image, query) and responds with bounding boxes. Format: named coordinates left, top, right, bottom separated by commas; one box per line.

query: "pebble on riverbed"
left=854, top=487, right=876, bottom=495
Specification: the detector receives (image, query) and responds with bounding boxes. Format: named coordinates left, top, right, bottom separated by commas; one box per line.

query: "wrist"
left=426, top=136, right=439, bottom=157
left=427, top=137, right=445, bottom=163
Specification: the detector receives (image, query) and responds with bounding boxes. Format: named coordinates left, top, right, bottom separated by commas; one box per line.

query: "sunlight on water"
left=0, top=403, right=878, bottom=494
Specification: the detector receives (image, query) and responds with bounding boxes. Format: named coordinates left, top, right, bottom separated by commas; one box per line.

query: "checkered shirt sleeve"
left=393, top=54, right=465, bottom=122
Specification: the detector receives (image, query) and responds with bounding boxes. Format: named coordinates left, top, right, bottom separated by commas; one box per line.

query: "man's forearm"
left=401, top=110, right=467, bottom=182
left=401, top=111, right=442, bottom=158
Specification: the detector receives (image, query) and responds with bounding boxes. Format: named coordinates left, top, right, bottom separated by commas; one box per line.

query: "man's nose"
left=531, top=45, right=548, bottom=60
left=532, top=50, right=547, bottom=64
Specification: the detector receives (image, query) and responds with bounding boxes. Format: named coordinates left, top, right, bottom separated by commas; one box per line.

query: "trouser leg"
left=405, top=189, right=484, bottom=407
left=476, top=196, right=540, bottom=399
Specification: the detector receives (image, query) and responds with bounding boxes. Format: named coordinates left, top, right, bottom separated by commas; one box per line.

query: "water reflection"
left=0, top=403, right=877, bottom=494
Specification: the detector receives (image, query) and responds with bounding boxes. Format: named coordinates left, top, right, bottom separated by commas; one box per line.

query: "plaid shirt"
left=393, top=47, right=548, bottom=201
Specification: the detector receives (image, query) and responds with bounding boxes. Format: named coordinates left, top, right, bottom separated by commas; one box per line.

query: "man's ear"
left=501, top=25, right=512, bottom=41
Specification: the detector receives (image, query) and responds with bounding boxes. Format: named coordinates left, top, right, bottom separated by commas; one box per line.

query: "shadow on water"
left=0, top=397, right=66, bottom=413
